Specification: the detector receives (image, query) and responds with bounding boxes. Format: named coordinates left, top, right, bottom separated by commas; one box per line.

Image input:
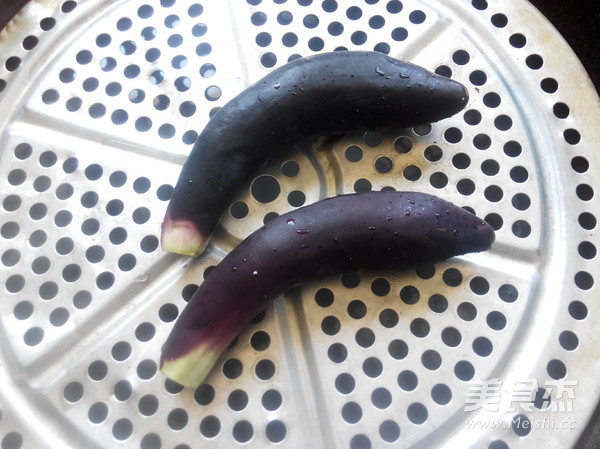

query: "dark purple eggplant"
left=161, top=51, right=469, bottom=256
left=160, top=191, right=493, bottom=387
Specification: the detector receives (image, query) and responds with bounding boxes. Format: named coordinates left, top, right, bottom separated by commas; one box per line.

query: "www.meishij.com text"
left=466, top=415, right=576, bottom=430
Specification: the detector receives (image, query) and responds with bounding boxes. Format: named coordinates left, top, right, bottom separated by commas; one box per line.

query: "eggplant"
left=160, top=191, right=494, bottom=387
left=161, top=51, right=469, bottom=256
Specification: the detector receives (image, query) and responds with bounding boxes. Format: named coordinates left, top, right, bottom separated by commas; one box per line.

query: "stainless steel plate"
left=0, top=1, right=598, bottom=448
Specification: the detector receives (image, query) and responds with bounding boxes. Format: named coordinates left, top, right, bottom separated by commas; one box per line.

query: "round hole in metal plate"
left=487, top=311, right=507, bottom=331
left=140, top=433, right=161, bottom=449
left=473, top=336, right=494, bottom=357
left=266, top=419, right=287, bottom=443
left=54, top=210, right=73, bottom=227
left=88, top=402, right=108, bottom=424
left=336, top=373, right=356, bottom=395
left=5, top=274, right=24, bottom=294
left=431, top=383, right=452, bottom=405
left=262, top=389, right=282, bottom=411
left=342, top=402, right=362, bottom=424
left=371, top=386, right=391, bottom=409
left=379, top=309, right=398, bottom=328
left=403, top=165, right=421, bottom=181
left=468, top=70, right=487, bottom=87
left=347, top=299, right=367, bottom=319
left=454, top=360, right=475, bottom=381
left=29, top=203, right=47, bottom=220
left=138, top=394, right=159, bottom=416
left=410, top=318, right=430, bottom=337
left=256, top=359, right=276, bottom=380
left=379, top=419, right=401, bottom=442
left=388, top=339, right=408, bottom=360
left=223, top=358, right=243, bottom=379
left=251, top=175, right=280, bottom=203
left=108, top=227, right=127, bottom=244
left=424, top=144, right=442, bottom=162
left=63, top=381, right=84, bottom=403
left=463, top=109, right=482, bottom=125
left=315, top=287, right=334, bottom=307
left=141, top=235, right=159, bottom=252
left=398, top=370, right=418, bottom=391
left=194, top=384, right=215, bottom=406
left=62, top=263, right=82, bottom=282
left=228, top=389, right=249, bottom=411
left=580, top=241, right=596, bottom=259
left=73, top=290, right=92, bottom=309
left=137, top=359, right=157, bottom=380
left=2, top=248, right=21, bottom=266
left=363, top=357, right=383, bottom=377
left=179, top=100, right=196, bottom=117
left=31, top=256, right=51, bottom=275
left=50, top=306, right=69, bottom=326
left=559, top=330, right=579, bottom=351
left=136, top=322, right=156, bottom=342
left=112, top=418, right=133, bottom=440
left=88, top=360, right=108, bottom=381
left=407, top=402, right=428, bottom=424
left=199, top=415, right=221, bottom=438
left=167, top=408, right=188, bottom=430
left=204, top=85, right=221, bottom=101
left=526, top=53, right=543, bottom=70
left=39, top=281, right=58, bottom=300
left=192, top=23, right=208, bottom=37
left=114, top=380, right=132, bottom=401
left=112, top=341, right=132, bottom=362
left=287, top=190, right=306, bottom=207
left=8, top=169, right=26, bottom=186
left=13, top=301, right=32, bottom=320
left=232, top=420, right=254, bottom=443
left=345, top=145, right=363, bottom=162
left=399, top=285, right=419, bottom=304
left=442, top=327, right=462, bottom=347
left=422, top=350, right=442, bottom=370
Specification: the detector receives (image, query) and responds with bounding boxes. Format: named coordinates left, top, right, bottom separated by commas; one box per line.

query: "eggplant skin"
left=160, top=191, right=494, bottom=387
left=161, top=51, right=470, bottom=257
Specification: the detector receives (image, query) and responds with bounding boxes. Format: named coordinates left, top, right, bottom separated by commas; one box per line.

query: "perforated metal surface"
left=0, top=1, right=599, bottom=448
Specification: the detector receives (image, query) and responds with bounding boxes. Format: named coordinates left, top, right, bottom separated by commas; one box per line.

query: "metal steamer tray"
left=0, top=0, right=598, bottom=448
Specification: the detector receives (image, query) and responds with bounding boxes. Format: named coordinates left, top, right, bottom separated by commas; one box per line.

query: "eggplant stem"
left=160, top=342, right=222, bottom=388
left=161, top=216, right=207, bottom=257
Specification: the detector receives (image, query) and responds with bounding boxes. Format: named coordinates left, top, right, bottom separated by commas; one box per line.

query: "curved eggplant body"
left=160, top=191, right=494, bottom=387
left=161, top=51, right=469, bottom=256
